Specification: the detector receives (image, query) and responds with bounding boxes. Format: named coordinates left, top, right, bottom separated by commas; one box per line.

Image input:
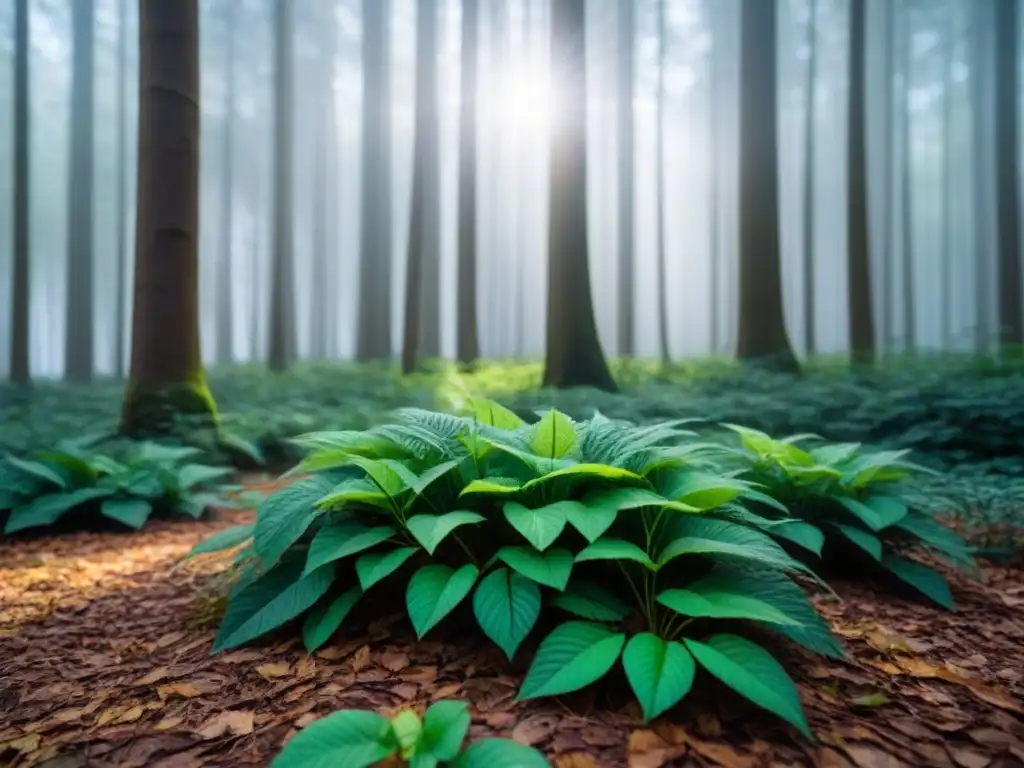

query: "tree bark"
left=706, top=0, right=720, bottom=356
left=541, top=0, right=617, bottom=392
left=655, top=0, right=670, bottom=364
left=972, top=0, right=992, bottom=351
left=114, top=0, right=129, bottom=377
left=121, top=0, right=216, bottom=436
left=10, top=0, right=30, bottom=384
left=900, top=0, right=916, bottom=351
left=881, top=0, right=894, bottom=353
left=456, top=0, right=480, bottom=366
left=940, top=0, right=954, bottom=349
left=995, top=0, right=1022, bottom=349
left=616, top=0, right=635, bottom=358
left=216, top=0, right=237, bottom=364
left=735, top=0, right=799, bottom=372
left=802, top=0, right=817, bottom=357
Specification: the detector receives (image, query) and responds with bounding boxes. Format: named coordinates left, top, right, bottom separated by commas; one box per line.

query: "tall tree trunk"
left=802, top=0, right=817, bottom=357
left=66, top=0, right=96, bottom=382
left=847, top=0, right=874, bottom=365
left=900, top=0, right=916, bottom=351
left=735, top=0, right=799, bottom=372
left=881, top=0, right=894, bottom=353
left=121, top=0, right=216, bottom=435
left=940, top=0, right=954, bottom=349
left=356, top=0, right=393, bottom=361
left=456, top=0, right=480, bottom=365
left=706, top=0, right=720, bottom=356
left=655, top=0, right=670, bottom=364
left=541, top=0, right=617, bottom=392
left=268, top=0, right=296, bottom=371
left=10, top=0, right=30, bottom=384
left=114, top=0, right=128, bottom=377
left=995, top=0, right=1022, bottom=349
left=216, top=0, right=236, bottom=364
left=972, top=0, right=992, bottom=352
left=616, top=0, right=635, bottom=357
left=401, top=0, right=442, bottom=374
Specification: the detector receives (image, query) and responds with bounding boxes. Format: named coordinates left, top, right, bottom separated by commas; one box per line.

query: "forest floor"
left=1, top=482, right=1023, bottom=768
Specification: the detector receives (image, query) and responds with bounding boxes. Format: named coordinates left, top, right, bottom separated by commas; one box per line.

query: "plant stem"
left=451, top=532, right=480, bottom=568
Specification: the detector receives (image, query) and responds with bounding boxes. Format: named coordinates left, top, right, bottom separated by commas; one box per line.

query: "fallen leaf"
left=135, top=667, right=170, bottom=686
left=379, top=650, right=409, bottom=672
left=849, top=692, right=888, bottom=709
left=3, top=734, right=41, bottom=754
left=154, top=631, right=186, bottom=649
left=154, top=717, right=184, bottom=731
left=156, top=683, right=205, bottom=700
left=554, top=754, right=600, bottom=768
left=255, top=662, right=292, bottom=679
left=350, top=645, right=372, bottom=672
left=197, top=710, right=255, bottom=740
left=512, top=715, right=558, bottom=746
left=294, top=713, right=319, bottom=728
left=949, top=750, right=991, bottom=768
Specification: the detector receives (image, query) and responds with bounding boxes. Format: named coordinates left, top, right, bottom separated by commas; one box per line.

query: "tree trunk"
left=401, top=0, right=442, bottom=374
left=121, top=0, right=216, bottom=436
left=847, top=0, right=875, bottom=365
left=995, top=0, right=1022, bottom=349
left=10, top=0, right=30, bottom=384
left=268, top=0, right=296, bottom=371
left=972, top=0, right=991, bottom=352
left=940, top=0, right=954, bottom=349
left=617, top=0, right=635, bottom=358
left=735, top=0, right=799, bottom=372
left=655, top=0, right=670, bottom=364
left=216, top=0, right=236, bottom=364
left=802, top=0, right=817, bottom=357
left=114, top=0, right=129, bottom=377
left=66, top=0, right=96, bottom=382
left=456, top=0, right=480, bottom=366
left=706, top=0, right=720, bottom=356
left=881, top=0, right=894, bottom=353
left=900, top=0, right=916, bottom=351
left=541, top=0, right=617, bottom=392
left=356, top=0, right=393, bottom=362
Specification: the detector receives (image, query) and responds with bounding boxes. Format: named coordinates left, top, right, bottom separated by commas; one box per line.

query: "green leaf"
left=583, top=485, right=700, bottom=514
left=656, top=585, right=801, bottom=626
left=4, top=487, right=113, bottom=533
left=835, top=496, right=885, bottom=531
left=622, top=633, right=696, bottom=722
left=316, top=476, right=392, bottom=511
left=503, top=501, right=570, bottom=551
left=409, top=457, right=466, bottom=495
left=472, top=567, right=541, bottom=660
left=268, top=709, right=396, bottom=768
left=561, top=499, right=618, bottom=543
left=214, top=563, right=336, bottom=652
left=862, top=496, right=909, bottom=528
left=253, top=475, right=336, bottom=567
left=833, top=524, right=883, bottom=561
left=576, top=537, right=655, bottom=569
left=5, top=455, right=68, bottom=489
left=100, top=498, right=153, bottom=529
left=390, top=710, right=423, bottom=760
left=186, top=524, right=255, bottom=558
left=520, top=463, right=646, bottom=493
left=518, top=621, right=626, bottom=699
left=406, top=511, right=486, bottom=555
left=550, top=580, right=630, bottom=622
left=770, top=520, right=825, bottom=556
left=348, top=456, right=411, bottom=498
left=304, top=522, right=396, bottom=575
left=459, top=478, right=522, bottom=499
left=467, top=397, right=526, bottom=429
left=657, top=517, right=808, bottom=575
left=530, top=409, right=577, bottom=459
left=406, top=563, right=480, bottom=638
left=450, top=738, right=551, bottom=768
left=177, top=463, right=234, bottom=490
left=496, top=546, right=574, bottom=590
left=420, top=700, right=471, bottom=762
left=684, top=634, right=812, bottom=739
left=895, top=513, right=973, bottom=567
left=355, top=547, right=418, bottom=590
left=658, top=471, right=752, bottom=511
left=302, top=587, right=362, bottom=652
left=882, top=555, right=954, bottom=609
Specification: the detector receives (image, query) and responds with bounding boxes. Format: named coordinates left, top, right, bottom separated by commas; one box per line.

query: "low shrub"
left=194, top=400, right=843, bottom=735
left=270, top=700, right=549, bottom=767
left=1, top=441, right=237, bottom=534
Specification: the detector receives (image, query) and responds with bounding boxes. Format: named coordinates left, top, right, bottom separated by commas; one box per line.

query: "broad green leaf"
left=253, top=475, right=336, bottom=567
left=355, top=547, right=418, bottom=591
left=835, top=496, right=884, bottom=531
left=518, top=621, right=626, bottom=699
left=407, top=563, right=480, bottom=638
left=656, top=586, right=800, bottom=625
left=721, top=424, right=782, bottom=458
left=467, top=397, right=526, bottom=430
left=833, top=524, right=882, bottom=561
left=657, top=517, right=808, bottom=575
left=100, top=498, right=153, bottom=530
left=390, top=710, right=423, bottom=760
left=449, top=738, right=551, bottom=768
left=291, top=429, right=408, bottom=459
left=5, top=455, right=69, bottom=489
left=770, top=520, right=825, bottom=556
left=658, top=471, right=752, bottom=511
left=684, top=634, right=812, bottom=739
left=503, top=501, right=570, bottom=551
left=496, top=547, right=574, bottom=591
left=268, top=709, right=396, bottom=768
left=347, top=456, right=410, bottom=498
left=576, top=537, right=655, bottom=570
left=214, top=563, right=335, bottom=652
left=4, top=487, right=113, bottom=534
left=302, top=587, right=362, bottom=652
left=420, top=700, right=471, bottom=762
left=584, top=485, right=700, bottom=515
left=862, top=496, right=909, bottom=528
left=177, top=464, right=234, bottom=490
left=811, top=442, right=862, bottom=467
left=843, top=450, right=913, bottom=488
left=472, top=567, right=541, bottom=660
left=304, top=522, right=396, bottom=575
left=410, top=457, right=465, bottom=495
left=550, top=580, right=630, bottom=622
left=406, top=511, right=485, bottom=554
left=186, top=524, right=255, bottom=558
left=562, top=499, right=618, bottom=543
left=136, top=443, right=202, bottom=463
left=459, top=478, right=522, bottom=499
left=530, top=409, right=577, bottom=459
left=520, top=463, right=646, bottom=493
left=895, top=513, right=974, bottom=570
left=882, top=555, right=954, bottom=609
left=622, top=633, right=696, bottom=722
left=316, top=476, right=392, bottom=511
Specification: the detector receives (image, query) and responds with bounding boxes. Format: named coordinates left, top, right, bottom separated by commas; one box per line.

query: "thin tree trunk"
left=121, top=0, right=216, bottom=435
left=113, top=0, right=129, bottom=377
left=847, top=0, right=875, bottom=365
left=655, top=0, right=669, bottom=364
left=706, top=0, right=720, bottom=356
left=10, top=0, right=30, bottom=384
left=456, top=0, right=480, bottom=365
left=939, top=0, right=955, bottom=350
left=268, top=0, right=296, bottom=371
left=972, top=0, right=991, bottom=352
left=900, top=0, right=916, bottom=351
left=356, top=0, right=392, bottom=361
left=881, top=0, right=894, bottom=353
left=66, top=0, right=96, bottom=382
left=617, top=0, right=635, bottom=358
left=802, top=0, right=817, bottom=357
left=995, top=0, right=1022, bottom=349
left=216, top=0, right=236, bottom=364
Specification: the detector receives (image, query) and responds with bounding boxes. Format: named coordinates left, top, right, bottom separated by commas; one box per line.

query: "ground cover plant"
left=193, top=399, right=848, bottom=736
left=0, top=441, right=237, bottom=534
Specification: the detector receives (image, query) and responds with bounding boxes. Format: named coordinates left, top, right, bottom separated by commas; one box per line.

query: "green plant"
left=195, top=401, right=841, bottom=735
left=0, top=441, right=236, bottom=534
left=269, top=700, right=549, bottom=768
left=715, top=425, right=975, bottom=608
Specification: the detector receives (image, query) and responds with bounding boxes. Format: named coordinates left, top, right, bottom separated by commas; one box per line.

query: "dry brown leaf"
left=433, top=683, right=463, bottom=700
left=154, top=631, right=186, bottom=649
left=838, top=744, right=910, bottom=768
left=135, top=666, right=170, bottom=686
left=949, top=749, right=992, bottom=768
left=350, top=645, right=372, bottom=672
left=294, top=713, right=319, bottom=728
left=2, top=734, right=41, bottom=754
left=197, top=710, right=255, bottom=740
left=255, top=661, right=292, bottom=679
left=154, top=716, right=184, bottom=731
left=156, top=682, right=205, bottom=700
left=379, top=650, right=410, bottom=672
left=512, top=714, right=559, bottom=746
left=554, top=753, right=600, bottom=768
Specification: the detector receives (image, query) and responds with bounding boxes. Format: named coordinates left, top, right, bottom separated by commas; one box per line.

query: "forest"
left=1, top=0, right=1023, bottom=766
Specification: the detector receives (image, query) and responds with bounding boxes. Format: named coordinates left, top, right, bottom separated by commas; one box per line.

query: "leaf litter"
left=0, top=497, right=1022, bottom=767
